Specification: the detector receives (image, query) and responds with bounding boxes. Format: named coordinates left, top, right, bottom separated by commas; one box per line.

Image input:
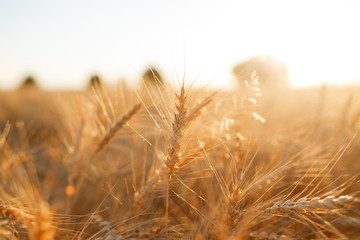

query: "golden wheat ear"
left=264, top=195, right=359, bottom=215
left=134, top=83, right=188, bottom=206
left=0, top=200, right=35, bottom=228
left=134, top=83, right=214, bottom=206
left=94, top=102, right=142, bottom=156
left=250, top=231, right=295, bottom=240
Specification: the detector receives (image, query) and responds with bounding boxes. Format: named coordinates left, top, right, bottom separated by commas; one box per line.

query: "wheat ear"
left=134, top=162, right=168, bottom=205
left=264, top=195, right=359, bottom=215
left=94, top=103, right=142, bottom=155
left=134, top=84, right=213, bottom=206
left=226, top=185, right=242, bottom=232
left=0, top=200, right=35, bottom=227
left=164, top=83, right=187, bottom=174
left=134, top=84, right=187, bottom=205
left=92, top=214, right=124, bottom=240
left=249, top=231, right=296, bottom=240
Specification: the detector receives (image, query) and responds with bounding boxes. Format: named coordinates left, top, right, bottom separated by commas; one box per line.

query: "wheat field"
left=0, top=76, right=360, bottom=239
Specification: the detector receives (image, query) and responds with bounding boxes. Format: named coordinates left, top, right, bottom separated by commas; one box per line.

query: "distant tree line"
left=16, top=57, right=289, bottom=91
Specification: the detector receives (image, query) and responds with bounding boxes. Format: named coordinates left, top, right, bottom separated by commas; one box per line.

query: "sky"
left=0, top=0, right=360, bottom=90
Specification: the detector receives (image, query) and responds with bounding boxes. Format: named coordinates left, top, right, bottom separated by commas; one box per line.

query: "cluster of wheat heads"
left=0, top=78, right=360, bottom=239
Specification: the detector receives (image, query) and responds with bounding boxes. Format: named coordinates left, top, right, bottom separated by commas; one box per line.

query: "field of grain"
left=0, top=78, right=360, bottom=239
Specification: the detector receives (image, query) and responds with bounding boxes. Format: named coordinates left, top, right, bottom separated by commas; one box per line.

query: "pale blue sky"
left=1, top=0, right=360, bottom=89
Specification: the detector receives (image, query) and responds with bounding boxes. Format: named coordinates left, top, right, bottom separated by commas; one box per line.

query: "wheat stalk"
left=29, top=203, right=54, bottom=240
